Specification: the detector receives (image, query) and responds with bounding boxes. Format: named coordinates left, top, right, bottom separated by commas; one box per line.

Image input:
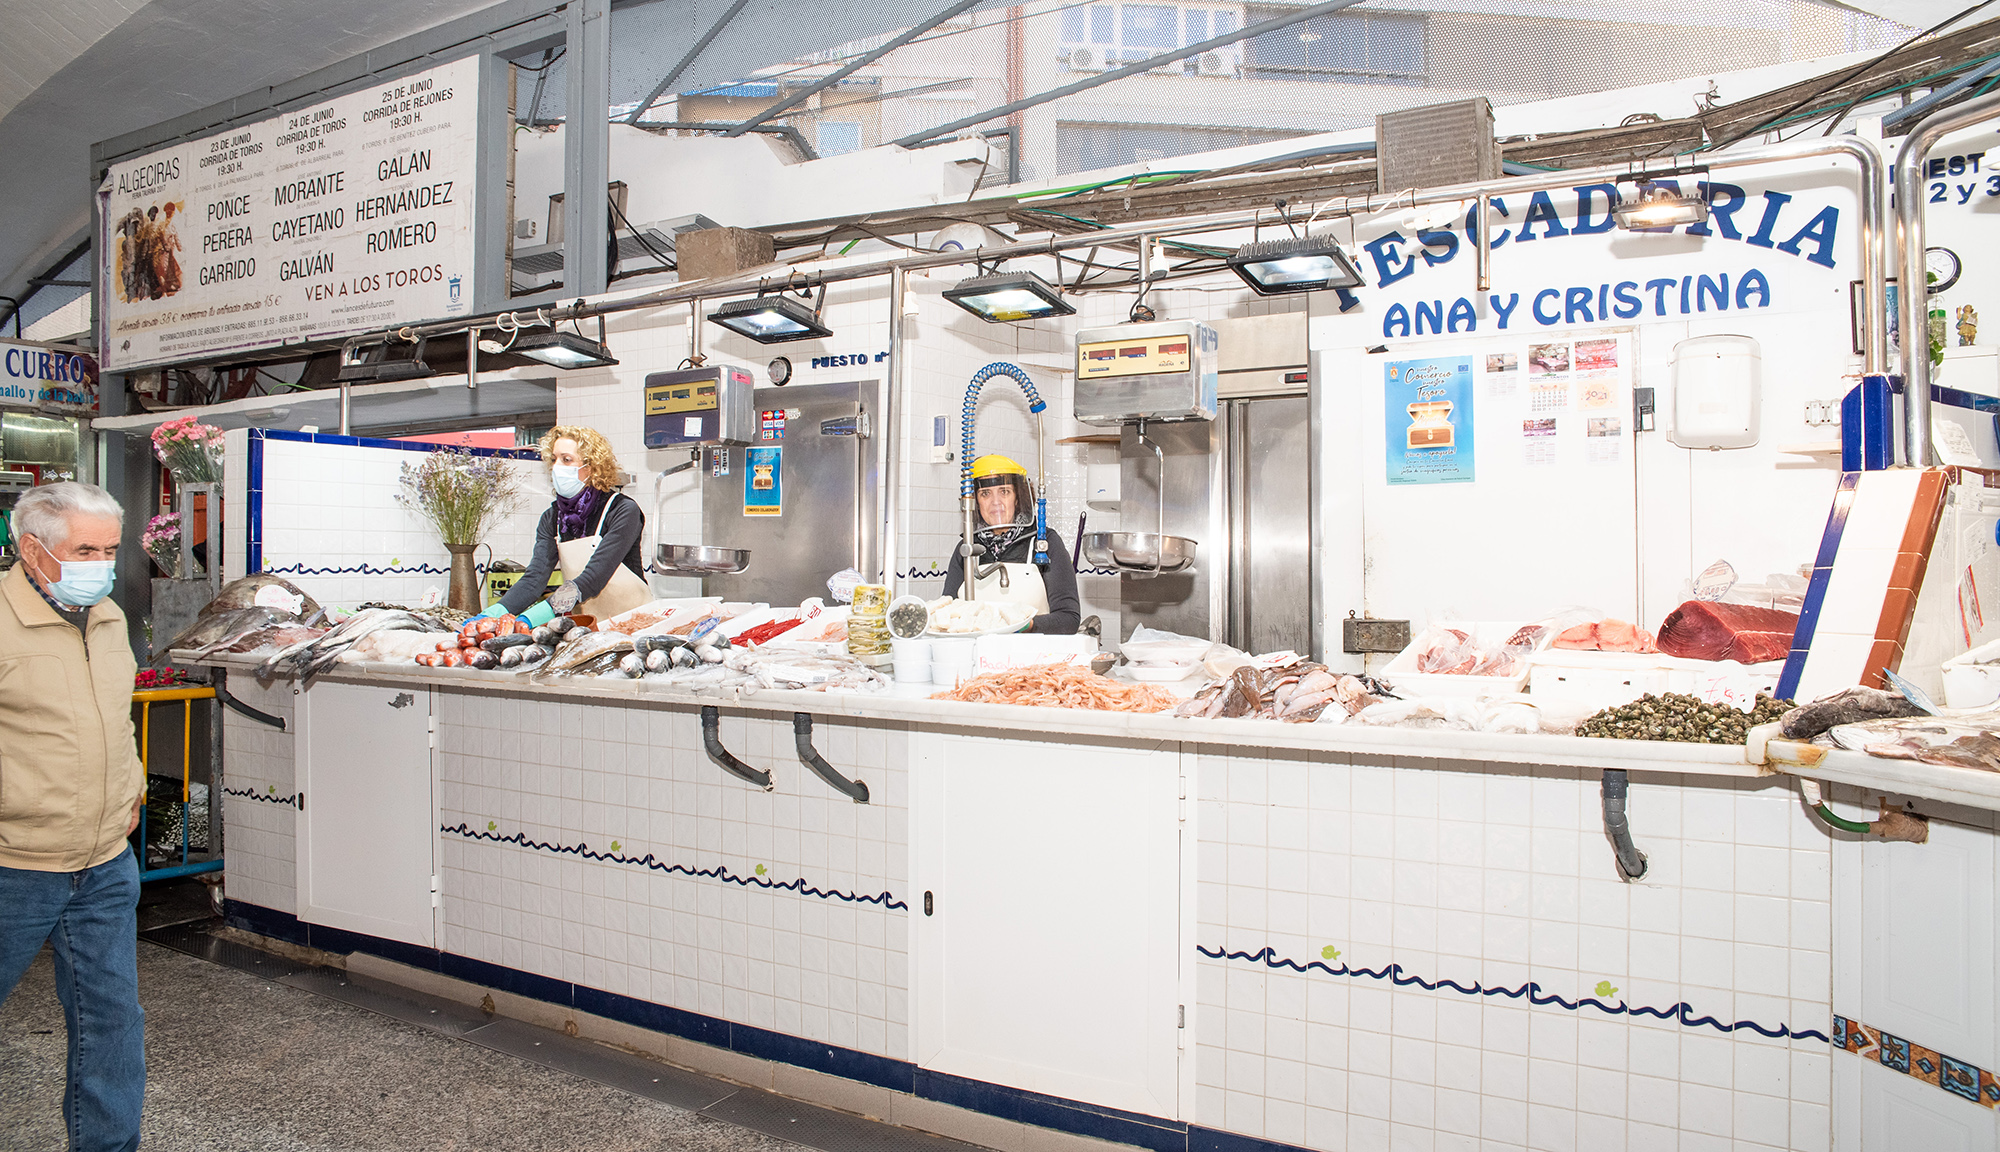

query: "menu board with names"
left=97, top=56, right=478, bottom=371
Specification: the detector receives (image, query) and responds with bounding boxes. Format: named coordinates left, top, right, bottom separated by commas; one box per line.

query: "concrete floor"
left=0, top=931, right=987, bottom=1152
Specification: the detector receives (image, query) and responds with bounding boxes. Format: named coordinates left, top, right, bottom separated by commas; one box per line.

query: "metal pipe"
left=1136, top=233, right=1153, bottom=315
left=729, top=0, right=983, bottom=136
left=338, top=382, right=351, bottom=435
left=467, top=325, right=478, bottom=390
left=1474, top=192, right=1491, bottom=293
left=883, top=267, right=905, bottom=587
left=1894, top=90, right=2000, bottom=466
left=626, top=0, right=752, bottom=124
left=154, top=138, right=1889, bottom=387
left=891, top=0, right=1371, bottom=148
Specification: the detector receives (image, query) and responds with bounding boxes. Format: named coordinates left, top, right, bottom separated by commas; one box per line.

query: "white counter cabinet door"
left=295, top=681, right=436, bottom=947
left=911, top=731, right=1186, bottom=1119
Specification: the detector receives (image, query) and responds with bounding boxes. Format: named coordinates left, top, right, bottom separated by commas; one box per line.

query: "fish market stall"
left=111, top=90, right=2000, bottom=1152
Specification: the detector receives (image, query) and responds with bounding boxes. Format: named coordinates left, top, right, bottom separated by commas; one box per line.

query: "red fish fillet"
left=1655, top=601, right=1798, bottom=664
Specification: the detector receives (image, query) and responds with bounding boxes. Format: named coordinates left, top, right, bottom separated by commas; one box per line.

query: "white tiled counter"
left=205, top=656, right=1862, bottom=1152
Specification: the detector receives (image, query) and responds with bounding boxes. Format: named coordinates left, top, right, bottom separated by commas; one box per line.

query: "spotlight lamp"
left=1227, top=235, right=1365, bottom=296
left=513, top=315, right=619, bottom=369
left=1613, top=180, right=1710, bottom=231
left=943, top=270, right=1076, bottom=323
left=708, top=282, right=832, bottom=344
left=336, top=333, right=435, bottom=382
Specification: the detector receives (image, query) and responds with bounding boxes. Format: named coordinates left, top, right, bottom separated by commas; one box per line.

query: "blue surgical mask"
left=31, top=539, right=115, bottom=607
left=551, top=464, right=585, bottom=499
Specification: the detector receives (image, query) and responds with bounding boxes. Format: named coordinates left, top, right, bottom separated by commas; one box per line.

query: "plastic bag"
left=826, top=568, right=863, bottom=605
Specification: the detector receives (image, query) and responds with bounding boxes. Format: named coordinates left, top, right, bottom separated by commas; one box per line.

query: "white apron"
left=556, top=493, right=653, bottom=620
left=970, top=561, right=1050, bottom=617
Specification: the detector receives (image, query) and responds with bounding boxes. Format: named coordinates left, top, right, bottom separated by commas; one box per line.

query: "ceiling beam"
left=626, top=0, right=755, bottom=124
left=890, top=0, right=1369, bottom=148
left=727, top=0, right=984, bottom=136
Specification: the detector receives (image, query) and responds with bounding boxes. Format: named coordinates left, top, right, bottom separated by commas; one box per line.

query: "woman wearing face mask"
left=485, top=426, right=651, bottom=623
left=940, top=454, right=1080, bottom=635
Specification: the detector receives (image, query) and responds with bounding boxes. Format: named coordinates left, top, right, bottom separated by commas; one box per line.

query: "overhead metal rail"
left=727, top=0, right=985, bottom=136
left=889, top=0, right=1371, bottom=149
left=625, top=0, right=754, bottom=124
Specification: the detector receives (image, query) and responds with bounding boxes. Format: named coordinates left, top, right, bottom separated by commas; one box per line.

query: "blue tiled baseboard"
left=220, top=899, right=1309, bottom=1152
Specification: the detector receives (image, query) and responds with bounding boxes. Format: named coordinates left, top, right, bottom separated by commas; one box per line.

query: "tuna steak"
left=1655, top=601, right=1798, bottom=664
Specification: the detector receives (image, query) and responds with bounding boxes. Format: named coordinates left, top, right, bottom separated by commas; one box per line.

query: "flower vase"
left=446, top=544, right=481, bottom=612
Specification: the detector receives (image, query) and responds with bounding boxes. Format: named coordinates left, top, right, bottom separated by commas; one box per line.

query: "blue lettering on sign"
left=808, top=351, right=889, bottom=369
left=1376, top=268, right=1779, bottom=338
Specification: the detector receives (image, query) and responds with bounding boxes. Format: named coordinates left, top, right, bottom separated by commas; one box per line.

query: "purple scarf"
left=554, top=485, right=607, bottom=539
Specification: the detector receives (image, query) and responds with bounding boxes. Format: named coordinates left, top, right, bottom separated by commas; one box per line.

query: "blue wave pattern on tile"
left=265, top=561, right=453, bottom=576
left=441, top=823, right=909, bottom=909
left=1200, top=944, right=1829, bottom=1043
left=220, top=786, right=299, bottom=808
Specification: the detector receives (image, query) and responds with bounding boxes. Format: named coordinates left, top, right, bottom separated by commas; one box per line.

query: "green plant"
left=396, top=448, right=523, bottom=547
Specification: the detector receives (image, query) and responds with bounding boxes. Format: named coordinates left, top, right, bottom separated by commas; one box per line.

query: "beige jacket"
left=0, top=564, right=144, bottom=872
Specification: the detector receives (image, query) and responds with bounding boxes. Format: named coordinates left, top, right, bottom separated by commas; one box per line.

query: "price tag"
left=1692, top=558, right=1738, bottom=602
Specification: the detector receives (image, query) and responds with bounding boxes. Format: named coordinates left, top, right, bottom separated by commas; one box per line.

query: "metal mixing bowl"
left=1079, top=531, right=1197, bottom=574
left=651, top=544, right=751, bottom=574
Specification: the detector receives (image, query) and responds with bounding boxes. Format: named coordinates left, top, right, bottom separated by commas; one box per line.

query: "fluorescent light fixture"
left=943, top=270, right=1077, bottom=324
left=511, top=329, right=619, bottom=369
left=1227, top=236, right=1365, bottom=296
left=707, top=293, right=832, bottom=343
left=1613, top=182, right=1709, bottom=230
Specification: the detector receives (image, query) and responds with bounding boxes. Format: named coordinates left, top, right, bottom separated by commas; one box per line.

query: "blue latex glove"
left=476, top=602, right=507, bottom=619
left=517, top=600, right=557, bottom=628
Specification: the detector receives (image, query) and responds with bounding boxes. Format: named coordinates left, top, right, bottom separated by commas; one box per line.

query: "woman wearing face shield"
left=941, top=454, right=1080, bottom=635
left=484, top=426, right=652, bottom=624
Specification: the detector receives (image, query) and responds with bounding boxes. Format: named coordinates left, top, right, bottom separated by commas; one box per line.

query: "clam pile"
left=1576, top=693, right=1793, bottom=745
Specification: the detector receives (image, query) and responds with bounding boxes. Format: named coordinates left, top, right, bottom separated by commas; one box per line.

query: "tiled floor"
left=0, top=925, right=990, bottom=1152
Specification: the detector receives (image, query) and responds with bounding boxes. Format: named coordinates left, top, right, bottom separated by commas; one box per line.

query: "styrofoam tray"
left=1380, top=620, right=1544, bottom=698
left=1525, top=649, right=1786, bottom=711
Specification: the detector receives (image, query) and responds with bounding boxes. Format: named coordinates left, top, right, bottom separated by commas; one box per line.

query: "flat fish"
left=166, top=606, right=299, bottom=660
left=1829, top=716, right=2000, bottom=772
left=198, top=575, right=322, bottom=622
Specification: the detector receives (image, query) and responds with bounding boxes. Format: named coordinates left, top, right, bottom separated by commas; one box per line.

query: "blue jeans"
left=0, top=846, right=145, bottom=1152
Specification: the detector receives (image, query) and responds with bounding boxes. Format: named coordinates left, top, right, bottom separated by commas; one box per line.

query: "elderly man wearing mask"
left=0, top=481, right=147, bottom=1152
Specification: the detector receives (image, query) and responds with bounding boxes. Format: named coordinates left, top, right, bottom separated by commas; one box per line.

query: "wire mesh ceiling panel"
left=606, top=0, right=1916, bottom=182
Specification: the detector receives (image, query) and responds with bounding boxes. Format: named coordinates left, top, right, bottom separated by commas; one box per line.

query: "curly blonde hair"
left=538, top=425, right=622, bottom=492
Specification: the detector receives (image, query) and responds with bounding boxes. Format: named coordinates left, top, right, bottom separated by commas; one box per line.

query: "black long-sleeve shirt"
left=942, top=530, right=1081, bottom=635
left=497, top=492, right=647, bottom=616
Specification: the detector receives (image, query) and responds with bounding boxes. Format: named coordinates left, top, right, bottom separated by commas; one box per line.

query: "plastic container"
left=1943, top=636, right=2000, bottom=707
left=930, top=636, right=977, bottom=685
left=847, top=583, right=891, bottom=665
left=891, top=637, right=933, bottom=683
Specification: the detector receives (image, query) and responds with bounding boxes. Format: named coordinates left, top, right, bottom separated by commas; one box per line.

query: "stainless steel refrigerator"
left=696, top=378, right=880, bottom=606
left=1116, top=313, right=1313, bottom=656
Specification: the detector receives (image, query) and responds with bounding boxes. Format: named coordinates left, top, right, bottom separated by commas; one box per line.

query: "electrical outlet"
left=1803, top=399, right=1841, bottom=427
